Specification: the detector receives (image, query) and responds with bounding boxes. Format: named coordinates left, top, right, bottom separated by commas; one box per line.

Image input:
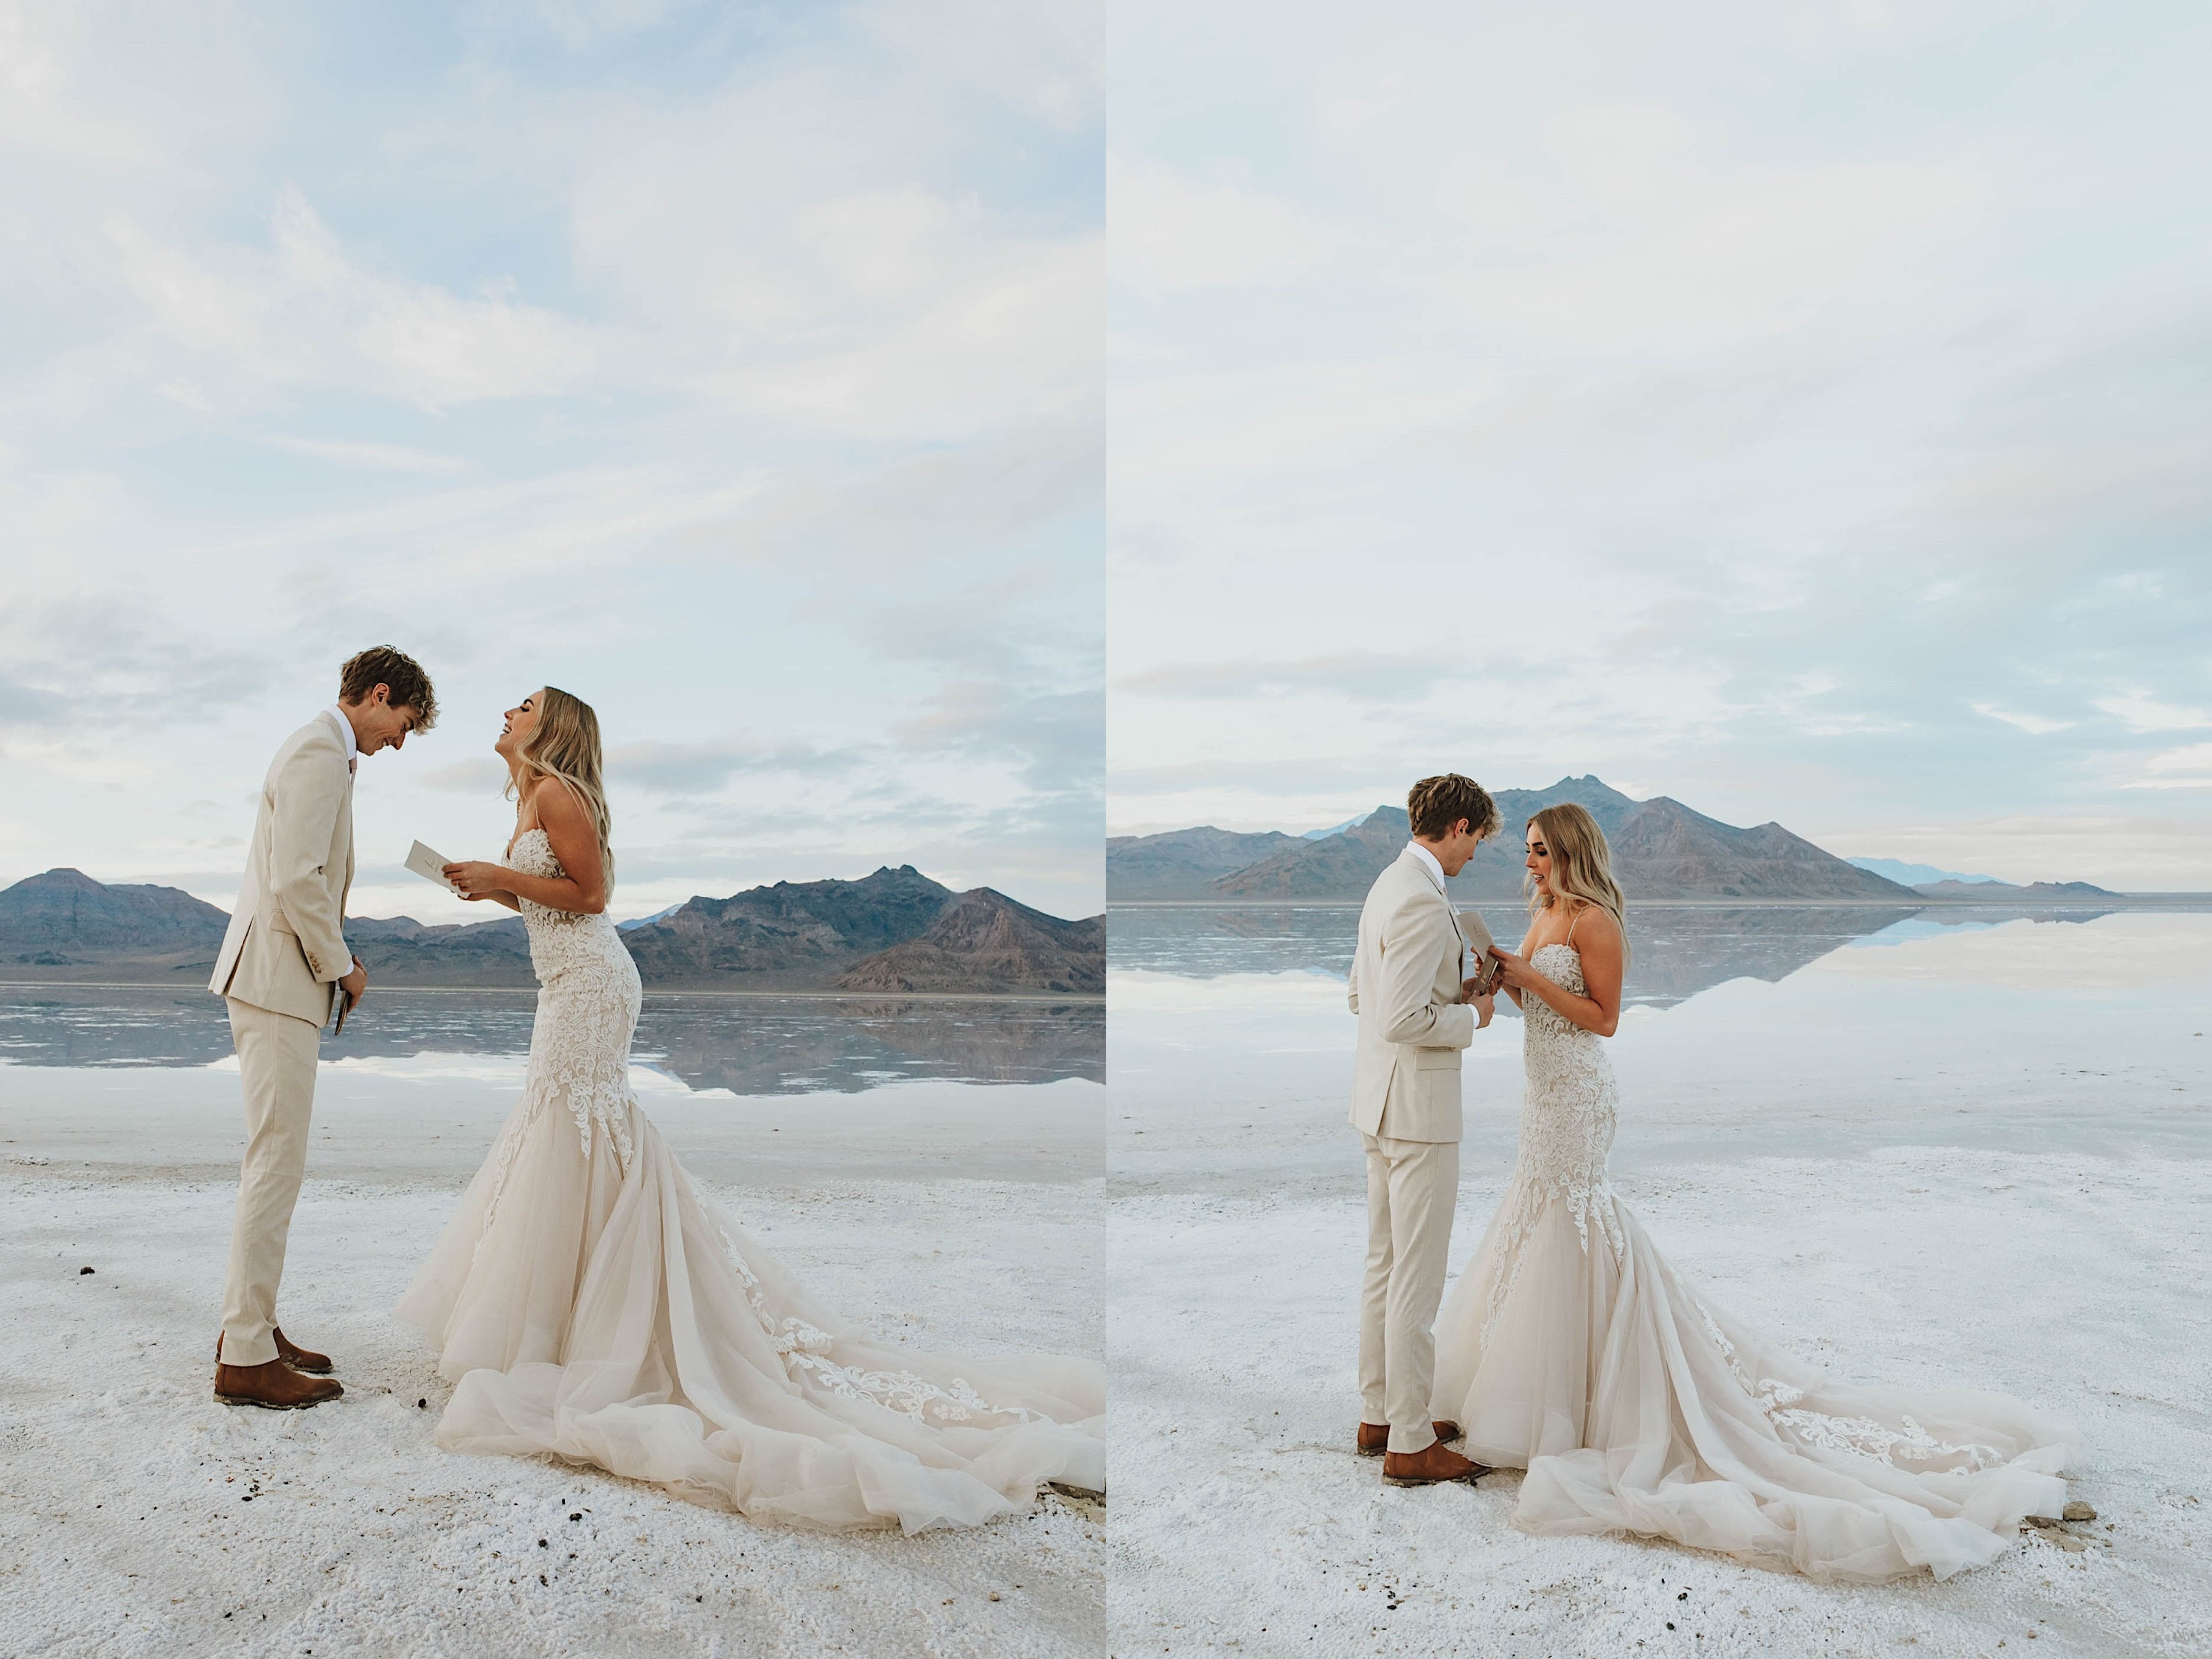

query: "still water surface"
left=0, top=987, right=1103, bottom=1093
left=1109, top=904, right=2212, bottom=1192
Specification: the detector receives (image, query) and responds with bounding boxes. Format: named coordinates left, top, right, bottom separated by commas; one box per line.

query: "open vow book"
left=1456, top=909, right=1505, bottom=996
left=405, top=840, right=460, bottom=895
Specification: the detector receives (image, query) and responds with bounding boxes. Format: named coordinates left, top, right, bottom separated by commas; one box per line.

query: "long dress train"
left=394, top=830, right=1104, bottom=1533
left=1430, top=943, right=2078, bottom=1583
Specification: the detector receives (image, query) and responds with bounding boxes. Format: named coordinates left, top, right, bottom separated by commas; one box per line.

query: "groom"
left=207, top=646, right=437, bottom=1408
left=1349, top=773, right=1500, bottom=1486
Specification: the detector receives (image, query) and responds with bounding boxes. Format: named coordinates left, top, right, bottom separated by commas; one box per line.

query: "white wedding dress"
left=1430, top=941, right=2079, bottom=1582
left=394, top=830, right=1104, bottom=1533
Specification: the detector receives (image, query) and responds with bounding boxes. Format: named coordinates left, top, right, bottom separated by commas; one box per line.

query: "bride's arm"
left=1493, top=907, right=1624, bottom=1036
left=446, top=783, right=609, bottom=915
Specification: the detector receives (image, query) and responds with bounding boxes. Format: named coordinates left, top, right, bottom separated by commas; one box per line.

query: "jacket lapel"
left=1401, top=845, right=1469, bottom=970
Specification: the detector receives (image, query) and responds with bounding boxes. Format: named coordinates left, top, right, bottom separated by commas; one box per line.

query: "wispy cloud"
left=606, top=739, right=867, bottom=797
left=265, top=436, right=471, bottom=475
left=2095, top=692, right=2212, bottom=734
left=0, top=0, right=1104, bottom=919
left=1972, top=703, right=2076, bottom=736
left=1106, top=2, right=2212, bottom=877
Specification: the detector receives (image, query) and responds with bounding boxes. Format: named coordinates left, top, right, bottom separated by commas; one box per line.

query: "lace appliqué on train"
left=1697, top=1305, right=2004, bottom=1472
left=718, top=1228, right=1040, bottom=1428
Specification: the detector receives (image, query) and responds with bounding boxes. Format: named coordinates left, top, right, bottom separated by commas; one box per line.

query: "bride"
left=1430, top=803, right=2077, bottom=1583
left=394, top=687, right=1103, bottom=1532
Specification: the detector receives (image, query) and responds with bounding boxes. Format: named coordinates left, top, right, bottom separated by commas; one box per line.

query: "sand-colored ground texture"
left=0, top=1068, right=1104, bottom=1658
left=1106, top=914, right=2212, bottom=1659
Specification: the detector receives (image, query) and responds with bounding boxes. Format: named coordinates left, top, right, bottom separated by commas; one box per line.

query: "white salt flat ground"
left=1107, top=913, right=2212, bottom=1659
left=0, top=1067, right=1104, bottom=1659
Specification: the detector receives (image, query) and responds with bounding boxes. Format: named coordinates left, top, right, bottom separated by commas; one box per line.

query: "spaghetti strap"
left=1565, top=903, right=1584, bottom=945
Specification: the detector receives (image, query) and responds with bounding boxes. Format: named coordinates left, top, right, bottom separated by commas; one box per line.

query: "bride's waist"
left=526, top=923, right=636, bottom=973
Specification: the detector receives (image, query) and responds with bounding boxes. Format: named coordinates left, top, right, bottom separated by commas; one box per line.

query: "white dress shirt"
left=1407, top=839, right=1447, bottom=892
left=1406, top=839, right=1472, bottom=979
left=327, top=705, right=360, bottom=777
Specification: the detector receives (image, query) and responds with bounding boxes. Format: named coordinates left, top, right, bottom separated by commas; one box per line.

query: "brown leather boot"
left=215, top=1328, right=335, bottom=1375
left=1381, top=1440, right=1489, bottom=1488
left=214, top=1359, right=344, bottom=1410
left=1358, top=1420, right=1462, bottom=1457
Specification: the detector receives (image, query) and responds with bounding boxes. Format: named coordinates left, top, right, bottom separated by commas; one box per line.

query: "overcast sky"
left=0, top=0, right=1102, bottom=923
left=1108, top=2, right=2212, bottom=890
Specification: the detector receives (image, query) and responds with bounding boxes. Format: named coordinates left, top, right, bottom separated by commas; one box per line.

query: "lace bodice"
left=489, top=828, right=642, bottom=1177
left=1518, top=942, right=1618, bottom=1208
left=509, top=828, right=631, bottom=984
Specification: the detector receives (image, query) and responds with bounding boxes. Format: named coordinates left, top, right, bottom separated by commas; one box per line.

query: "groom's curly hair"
left=338, top=645, right=438, bottom=730
left=1408, top=774, right=1498, bottom=841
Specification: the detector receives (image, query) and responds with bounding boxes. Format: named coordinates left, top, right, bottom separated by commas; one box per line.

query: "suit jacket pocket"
left=264, top=908, right=298, bottom=937
left=1412, top=1047, right=1460, bottom=1071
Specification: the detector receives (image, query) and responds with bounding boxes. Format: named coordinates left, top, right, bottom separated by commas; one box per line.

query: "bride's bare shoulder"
left=1567, top=900, right=1621, bottom=947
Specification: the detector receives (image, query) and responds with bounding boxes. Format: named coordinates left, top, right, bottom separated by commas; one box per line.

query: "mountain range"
left=1108, top=777, right=2120, bottom=903
left=0, top=865, right=1103, bottom=995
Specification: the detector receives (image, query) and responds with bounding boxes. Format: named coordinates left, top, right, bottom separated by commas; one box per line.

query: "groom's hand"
left=339, top=955, right=367, bottom=1003
left=1461, top=978, right=1496, bottom=1026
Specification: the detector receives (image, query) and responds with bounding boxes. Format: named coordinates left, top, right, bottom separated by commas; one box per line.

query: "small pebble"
left=79, top=1267, right=94, bottom=1276
left=569, top=1512, right=582, bottom=1521
left=418, top=1399, right=427, bottom=1409
left=989, top=1591, right=1001, bottom=1602
left=2063, top=1501, right=2096, bottom=1522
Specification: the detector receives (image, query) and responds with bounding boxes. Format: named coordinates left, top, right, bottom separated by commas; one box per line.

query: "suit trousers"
left=1359, top=1129, right=1460, bottom=1453
left=221, top=997, right=322, bottom=1368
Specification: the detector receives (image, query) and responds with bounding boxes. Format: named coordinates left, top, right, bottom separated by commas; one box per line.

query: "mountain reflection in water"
left=1107, top=904, right=2119, bottom=1007
left=0, top=987, right=1103, bottom=1091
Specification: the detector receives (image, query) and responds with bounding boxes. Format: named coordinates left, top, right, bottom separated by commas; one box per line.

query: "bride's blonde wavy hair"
left=1524, top=802, right=1628, bottom=961
left=508, top=686, right=615, bottom=885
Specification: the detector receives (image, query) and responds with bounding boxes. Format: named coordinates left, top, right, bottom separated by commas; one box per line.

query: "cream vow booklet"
left=405, top=840, right=460, bottom=894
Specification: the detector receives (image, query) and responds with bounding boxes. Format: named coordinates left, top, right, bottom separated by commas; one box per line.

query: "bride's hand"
left=443, top=860, right=509, bottom=899
left=1488, top=946, right=1537, bottom=991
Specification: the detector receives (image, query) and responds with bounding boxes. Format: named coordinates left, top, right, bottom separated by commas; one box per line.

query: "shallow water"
left=1107, top=905, right=2212, bottom=1194
left=0, top=986, right=1103, bottom=1092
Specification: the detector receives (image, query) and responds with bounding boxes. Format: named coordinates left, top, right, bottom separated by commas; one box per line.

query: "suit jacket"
left=1347, top=844, right=1475, bottom=1143
left=209, top=712, right=356, bottom=1025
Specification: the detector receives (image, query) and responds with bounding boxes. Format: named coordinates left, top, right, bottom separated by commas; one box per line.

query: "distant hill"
left=833, top=890, right=1105, bottom=995
left=0, top=868, right=229, bottom=977
left=622, top=866, right=960, bottom=989
left=348, top=913, right=535, bottom=986
left=0, top=864, right=1102, bottom=995
left=1105, top=827, right=1302, bottom=900
left=1912, top=878, right=2120, bottom=901
left=1210, top=779, right=1926, bottom=903
left=1122, top=777, right=1924, bottom=903
left=1303, top=813, right=1373, bottom=841
left=1849, top=857, right=2003, bottom=887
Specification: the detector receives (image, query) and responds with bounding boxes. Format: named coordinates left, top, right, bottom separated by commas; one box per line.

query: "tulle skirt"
left=394, top=1087, right=1105, bottom=1534
left=1431, top=1172, right=2079, bottom=1582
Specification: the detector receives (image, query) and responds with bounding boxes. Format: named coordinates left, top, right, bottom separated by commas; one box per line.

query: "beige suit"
left=209, top=712, right=356, bottom=1367
left=1348, top=845, right=1476, bottom=1453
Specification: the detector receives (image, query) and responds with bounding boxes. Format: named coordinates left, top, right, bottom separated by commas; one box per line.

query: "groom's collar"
left=323, top=706, right=359, bottom=774
left=1404, top=839, right=1448, bottom=894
